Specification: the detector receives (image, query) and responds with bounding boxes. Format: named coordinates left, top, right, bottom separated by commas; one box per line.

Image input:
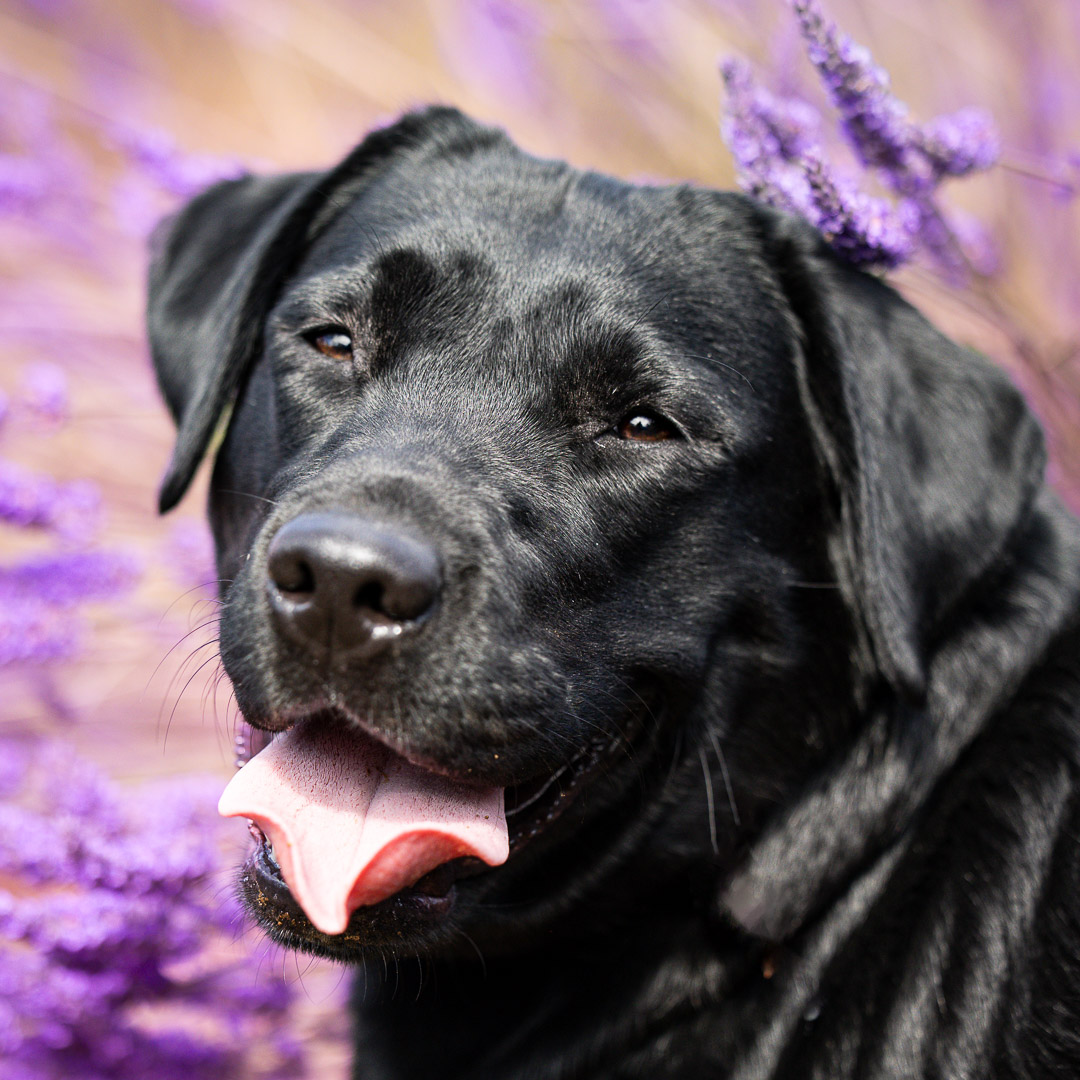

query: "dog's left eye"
left=615, top=409, right=680, bottom=442
left=305, top=327, right=353, bottom=361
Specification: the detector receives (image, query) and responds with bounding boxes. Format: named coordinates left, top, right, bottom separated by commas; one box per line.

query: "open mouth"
left=229, top=701, right=649, bottom=946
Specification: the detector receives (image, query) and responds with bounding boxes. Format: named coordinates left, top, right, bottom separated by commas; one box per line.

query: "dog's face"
left=148, top=109, right=1042, bottom=961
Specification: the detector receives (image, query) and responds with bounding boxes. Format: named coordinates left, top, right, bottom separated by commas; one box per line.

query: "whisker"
left=145, top=617, right=221, bottom=698
left=708, top=728, right=741, bottom=828
left=456, top=928, right=488, bottom=978
left=216, top=489, right=280, bottom=507
left=684, top=351, right=757, bottom=394
left=699, top=745, right=719, bottom=856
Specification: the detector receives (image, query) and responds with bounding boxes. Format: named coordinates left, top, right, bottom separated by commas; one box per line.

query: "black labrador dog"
left=148, top=107, right=1080, bottom=1079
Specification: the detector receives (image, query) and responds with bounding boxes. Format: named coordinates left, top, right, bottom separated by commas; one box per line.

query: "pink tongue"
left=218, top=723, right=508, bottom=935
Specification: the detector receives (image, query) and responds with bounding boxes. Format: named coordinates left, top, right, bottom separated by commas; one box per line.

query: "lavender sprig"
left=721, top=0, right=1001, bottom=272
left=111, top=125, right=248, bottom=200
left=720, top=57, right=914, bottom=268
left=0, top=740, right=305, bottom=1079
left=0, top=461, right=100, bottom=541
left=792, top=0, right=921, bottom=185
left=792, top=0, right=1000, bottom=191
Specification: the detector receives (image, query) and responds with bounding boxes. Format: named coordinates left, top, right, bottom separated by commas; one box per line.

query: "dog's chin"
left=232, top=687, right=663, bottom=961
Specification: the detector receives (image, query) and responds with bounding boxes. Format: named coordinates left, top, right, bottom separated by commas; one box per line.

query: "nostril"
left=353, top=580, right=385, bottom=614
left=269, top=553, right=316, bottom=597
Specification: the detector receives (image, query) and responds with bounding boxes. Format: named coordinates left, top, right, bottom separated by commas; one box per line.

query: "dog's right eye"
left=304, top=327, right=353, bottom=361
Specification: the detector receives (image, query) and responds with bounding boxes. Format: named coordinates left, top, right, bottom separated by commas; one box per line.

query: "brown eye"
left=616, top=409, right=678, bottom=442
left=306, top=328, right=353, bottom=361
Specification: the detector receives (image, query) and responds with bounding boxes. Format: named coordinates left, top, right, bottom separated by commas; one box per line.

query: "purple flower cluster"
left=0, top=351, right=323, bottom=1073
left=108, top=124, right=249, bottom=237
left=0, top=461, right=100, bottom=541
left=721, top=0, right=1001, bottom=271
left=0, top=738, right=305, bottom=1080
left=0, top=84, right=94, bottom=249
left=110, top=125, right=248, bottom=201
left=0, top=364, right=139, bottom=666
left=721, top=56, right=913, bottom=267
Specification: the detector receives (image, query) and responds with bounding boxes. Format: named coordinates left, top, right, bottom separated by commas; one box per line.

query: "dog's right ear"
left=147, top=106, right=497, bottom=512
left=147, top=171, right=317, bottom=512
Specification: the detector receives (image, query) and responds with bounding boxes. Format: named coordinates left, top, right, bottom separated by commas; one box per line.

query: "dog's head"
left=148, top=108, right=1044, bottom=960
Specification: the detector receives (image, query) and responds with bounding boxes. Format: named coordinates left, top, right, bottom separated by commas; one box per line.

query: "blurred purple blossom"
left=0, top=83, right=95, bottom=250
left=0, top=153, right=52, bottom=216
left=0, top=550, right=140, bottom=609
left=0, top=600, right=81, bottom=666
left=0, top=367, right=138, bottom=667
left=0, top=739, right=305, bottom=1079
left=920, top=107, right=1001, bottom=179
left=17, top=362, right=68, bottom=423
left=110, top=125, right=247, bottom=200
left=0, top=461, right=101, bottom=541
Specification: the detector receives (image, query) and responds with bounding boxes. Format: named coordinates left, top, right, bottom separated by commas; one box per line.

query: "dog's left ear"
left=759, top=207, right=1046, bottom=700
left=720, top=205, right=1049, bottom=943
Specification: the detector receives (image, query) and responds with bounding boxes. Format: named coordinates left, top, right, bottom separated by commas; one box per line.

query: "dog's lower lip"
left=248, top=828, right=458, bottom=926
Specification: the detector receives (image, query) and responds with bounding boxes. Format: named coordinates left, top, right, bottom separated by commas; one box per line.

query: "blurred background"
left=0, top=0, right=1077, bottom=1076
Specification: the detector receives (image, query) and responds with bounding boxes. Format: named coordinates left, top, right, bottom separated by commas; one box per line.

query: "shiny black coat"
left=147, top=108, right=1080, bottom=1079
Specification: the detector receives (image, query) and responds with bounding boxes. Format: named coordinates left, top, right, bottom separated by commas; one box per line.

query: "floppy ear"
left=147, top=106, right=494, bottom=512
left=759, top=208, right=1046, bottom=700
left=720, top=206, right=1053, bottom=942
left=148, top=171, right=316, bottom=511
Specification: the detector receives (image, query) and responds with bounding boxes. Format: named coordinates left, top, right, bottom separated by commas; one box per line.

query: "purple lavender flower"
left=0, top=739, right=306, bottom=1079
left=802, top=152, right=916, bottom=267
left=17, top=362, right=68, bottom=423
left=111, top=125, right=248, bottom=201
left=790, top=0, right=999, bottom=195
left=919, top=107, right=1001, bottom=179
left=720, top=58, right=820, bottom=173
left=722, top=0, right=1000, bottom=273
left=792, top=0, right=921, bottom=184
left=0, top=461, right=101, bottom=540
left=721, top=57, right=914, bottom=268
left=719, top=57, right=816, bottom=211
left=0, top=550, right=140, bottom=610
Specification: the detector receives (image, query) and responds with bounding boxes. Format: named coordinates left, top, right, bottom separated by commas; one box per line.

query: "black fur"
left=147, top=107, right=1080, bottom=1079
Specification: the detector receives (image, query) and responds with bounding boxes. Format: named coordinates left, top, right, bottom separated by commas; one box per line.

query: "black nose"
left=266, top=512, right=441, bottom=659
